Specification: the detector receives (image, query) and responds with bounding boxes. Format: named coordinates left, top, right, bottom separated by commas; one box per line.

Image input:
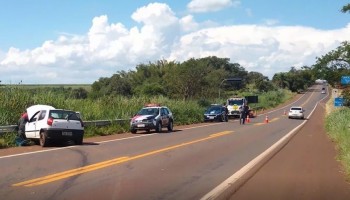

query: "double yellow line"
left=13, top=131, right=233, bottom=187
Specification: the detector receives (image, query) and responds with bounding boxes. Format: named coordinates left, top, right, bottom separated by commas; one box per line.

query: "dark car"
left=130, top=104, right=174, bottom=134
left=204, top=105, right=228, bottom=122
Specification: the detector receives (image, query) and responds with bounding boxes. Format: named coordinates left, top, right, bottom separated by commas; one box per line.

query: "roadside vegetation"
left=325, top=104, right=350, bottom=180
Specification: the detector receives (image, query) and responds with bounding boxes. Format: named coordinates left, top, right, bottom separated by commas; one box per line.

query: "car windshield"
left=228, top=99, right=243, bottom=105
left=291, top=107, right=302, bottom=111
left=138, top=108, right=159, bottom=116
left=205, top=106, right=222, bottom=114
left=49, top=110, right=80, bottom=120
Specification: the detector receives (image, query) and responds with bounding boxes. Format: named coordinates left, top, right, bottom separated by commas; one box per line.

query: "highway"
left=0, top=85, right=327, bottom=200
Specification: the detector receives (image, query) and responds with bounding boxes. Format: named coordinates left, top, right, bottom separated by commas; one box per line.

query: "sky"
left=0, top=0, right=349, bottom=84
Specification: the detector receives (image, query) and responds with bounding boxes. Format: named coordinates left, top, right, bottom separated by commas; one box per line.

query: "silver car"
left=288, top=106, right=305, bottom=119
left=130, top=104, right=174, bottom=134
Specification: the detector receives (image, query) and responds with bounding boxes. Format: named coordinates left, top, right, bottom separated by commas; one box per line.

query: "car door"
left=25, top=111, right=40, bottom=139
left=160, top=108, right=169, bottom=126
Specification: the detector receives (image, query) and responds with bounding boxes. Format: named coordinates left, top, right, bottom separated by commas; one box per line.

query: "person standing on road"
left=16, top=112, right=29, bottom=146
left=241, top=103, right=250, bottom=125
left=223, top=103, right=229, bottom=122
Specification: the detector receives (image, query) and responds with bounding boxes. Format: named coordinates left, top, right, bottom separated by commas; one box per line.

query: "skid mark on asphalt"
left=13, top=131, right=233, bottom=187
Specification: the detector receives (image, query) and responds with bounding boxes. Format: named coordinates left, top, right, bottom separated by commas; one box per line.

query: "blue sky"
left=0, top=0, right=349, bottom=84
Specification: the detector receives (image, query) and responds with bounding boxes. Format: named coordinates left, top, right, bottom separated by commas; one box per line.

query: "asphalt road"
left=0, top=84, right=338, bottom=200
left=229, top=89, right=350, bottom=200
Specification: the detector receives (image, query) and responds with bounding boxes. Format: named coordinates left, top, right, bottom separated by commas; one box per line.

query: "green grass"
left=5, top=84, right=91, bottom=90
left=325, top=108, right=350, bottom=180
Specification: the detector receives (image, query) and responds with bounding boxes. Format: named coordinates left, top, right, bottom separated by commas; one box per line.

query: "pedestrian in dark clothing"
left=223, top=103, right=229, bottom=122
left=16, top=112, right=29, bottom=146
left=241, top=104, right=250, bottom=125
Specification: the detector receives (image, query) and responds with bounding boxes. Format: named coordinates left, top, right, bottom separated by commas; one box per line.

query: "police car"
left=130, top=104, right=174, bottom=133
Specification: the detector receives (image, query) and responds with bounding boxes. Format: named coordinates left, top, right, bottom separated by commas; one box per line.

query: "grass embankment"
left=0, top=87, right=293, bottom=148
left=325, top=101, right=350, bottom=180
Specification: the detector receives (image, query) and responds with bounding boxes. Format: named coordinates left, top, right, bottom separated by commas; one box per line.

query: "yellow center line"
left=13, top=131, right=233, bottom=187
left=301, top=90, right=314, bottom=107
left=269, top=117, right=279, bottom=122
left=254, top=117, right=278, bottom=125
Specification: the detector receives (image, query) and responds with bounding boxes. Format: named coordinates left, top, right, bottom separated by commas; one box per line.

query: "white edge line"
left=200, top=93, right=325, bottom=200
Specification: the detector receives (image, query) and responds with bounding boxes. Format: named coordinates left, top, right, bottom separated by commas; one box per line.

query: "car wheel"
left=156, top=122, right=162, bottom=133
left=167, top=120, right=173, bottom=132
left=39, top=131, right=49, bottom=147
left=131, top=129, right=137, bottom=134
left=220, top=114, right=224, bottom=122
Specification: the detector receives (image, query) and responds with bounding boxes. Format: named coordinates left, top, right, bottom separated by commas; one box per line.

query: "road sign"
left=334, top=97, right=344, bottom=107
left=341, top=76, right=350, bottom=85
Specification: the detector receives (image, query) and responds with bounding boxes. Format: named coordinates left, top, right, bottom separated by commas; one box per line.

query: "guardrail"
left=0, top=119, right=130, bottom=136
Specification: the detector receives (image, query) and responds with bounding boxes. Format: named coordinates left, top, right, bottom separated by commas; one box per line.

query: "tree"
left=312, top=41, right=350, bottom=86
left=71, top=88, right=88, bottom=99
left=341, top=3, right=350, bottom=13
left=272, top=73, right=289, bottom=89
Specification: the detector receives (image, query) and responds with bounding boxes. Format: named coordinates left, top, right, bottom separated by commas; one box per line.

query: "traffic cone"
left=265, top=115, right=269, bottom=123
left=246, top=115, right=250, bottom=123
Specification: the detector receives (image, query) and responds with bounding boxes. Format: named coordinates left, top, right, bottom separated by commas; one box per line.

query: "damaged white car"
left=25, top=105, right=84, bottom=147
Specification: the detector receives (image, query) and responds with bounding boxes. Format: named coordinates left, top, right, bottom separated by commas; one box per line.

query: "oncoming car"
left=288, top=106, right=305, bottom=119
left=25, top=105, right=84, bottom=147
left=204, top=104, right=228, bottom=122
left=130, top=104, right=174, bottom=133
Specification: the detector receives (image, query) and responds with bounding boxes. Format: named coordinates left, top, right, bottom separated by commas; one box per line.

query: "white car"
left=25, top=105, right=84, bottom=147
left=288, top=106, right=305, bottom=119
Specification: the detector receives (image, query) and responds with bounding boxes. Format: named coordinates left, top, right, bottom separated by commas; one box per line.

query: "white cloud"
left=0, top=2, right=350, bottom=84
left=169, top=24, right=350, bottom=79
left=188, top=0, right=240, bottom=13
left=179, top=15, right=199, bottom=32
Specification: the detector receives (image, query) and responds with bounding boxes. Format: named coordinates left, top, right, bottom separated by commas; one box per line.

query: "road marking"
left=301, top=90, right=314, bottom=107
left=254, top=117, right=279, bottom=126
left=13, top=131, right=233, bottom=187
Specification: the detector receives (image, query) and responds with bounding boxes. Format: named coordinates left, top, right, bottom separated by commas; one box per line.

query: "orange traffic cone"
left=265, top=115, right=269, bottom=123
left=246, top=115, right=250, bottom=123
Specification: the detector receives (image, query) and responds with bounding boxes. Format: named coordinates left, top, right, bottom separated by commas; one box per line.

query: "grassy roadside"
left=325, top=98, right=350, bottom=180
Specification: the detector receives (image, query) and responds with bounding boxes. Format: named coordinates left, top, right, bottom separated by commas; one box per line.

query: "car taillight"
left=47, top=117, right=54, bottom=126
